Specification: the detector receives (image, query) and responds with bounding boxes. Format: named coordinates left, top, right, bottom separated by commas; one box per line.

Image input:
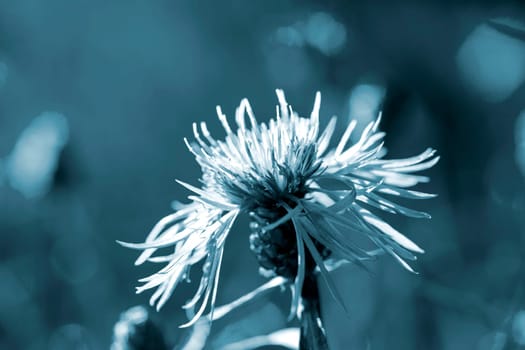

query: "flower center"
left=248, top=198, right=330, bottom=279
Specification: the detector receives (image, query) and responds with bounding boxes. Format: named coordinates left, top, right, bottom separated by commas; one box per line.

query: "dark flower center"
left=248, top=197, right=330, bottom=279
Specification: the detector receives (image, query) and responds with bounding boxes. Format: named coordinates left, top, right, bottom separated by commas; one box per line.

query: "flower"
left=119, top=90, right=438, bottom=327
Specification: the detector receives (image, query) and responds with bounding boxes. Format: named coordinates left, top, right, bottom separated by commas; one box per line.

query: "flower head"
left=119, top=90, right=438, bottom=327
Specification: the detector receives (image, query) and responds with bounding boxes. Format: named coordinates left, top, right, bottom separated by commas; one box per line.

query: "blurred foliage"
left=1, top=1, right=525, bottom=349
left=111, top=306, right=167, bottom=350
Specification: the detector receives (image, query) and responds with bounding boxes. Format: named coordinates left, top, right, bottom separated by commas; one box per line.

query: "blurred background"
left=1, top=1, right=525, bottom=349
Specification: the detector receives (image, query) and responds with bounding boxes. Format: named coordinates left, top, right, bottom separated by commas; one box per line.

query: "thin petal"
left=363, top=192, right=432, bottom=219
left=334, top=119, right=357, bottom=156
left=176, top=180, right=238, bottom=210
left=296, top=219, right=350, bottom=315
left=316, top=117, right=337, bottom=156
left=377, top=186, right=437, bottom=199
left=377, top=148, right=436, bottom=169
left=360, top=208, right=424, bottom=253
left=211, top=276, right=287, bottom=321
left=180, top=246, right=224, bottom=328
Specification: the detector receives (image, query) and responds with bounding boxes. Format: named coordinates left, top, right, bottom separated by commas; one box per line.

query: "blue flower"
left=119, top=90, right=438, bottom=327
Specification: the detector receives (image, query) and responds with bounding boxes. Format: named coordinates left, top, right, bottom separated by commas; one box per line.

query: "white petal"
left=360, top=208, right=424, bottom=253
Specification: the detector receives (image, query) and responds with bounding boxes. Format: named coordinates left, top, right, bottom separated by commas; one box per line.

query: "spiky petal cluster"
left=119, top=90, right=438, bottom=327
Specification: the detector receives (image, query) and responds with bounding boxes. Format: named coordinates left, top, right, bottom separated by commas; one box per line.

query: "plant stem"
left=299, top=273, right=329, bottom=350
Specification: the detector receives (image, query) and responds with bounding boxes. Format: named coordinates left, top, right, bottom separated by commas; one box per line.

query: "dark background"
left=1, top=1, right=525, bottom=349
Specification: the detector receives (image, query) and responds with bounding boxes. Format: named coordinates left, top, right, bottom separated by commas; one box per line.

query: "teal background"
left=1, top=1, right=525, bottom=349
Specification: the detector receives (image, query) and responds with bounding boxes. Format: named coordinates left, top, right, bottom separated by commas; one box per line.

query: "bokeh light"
left=457, top=21, right=525, bottom=102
